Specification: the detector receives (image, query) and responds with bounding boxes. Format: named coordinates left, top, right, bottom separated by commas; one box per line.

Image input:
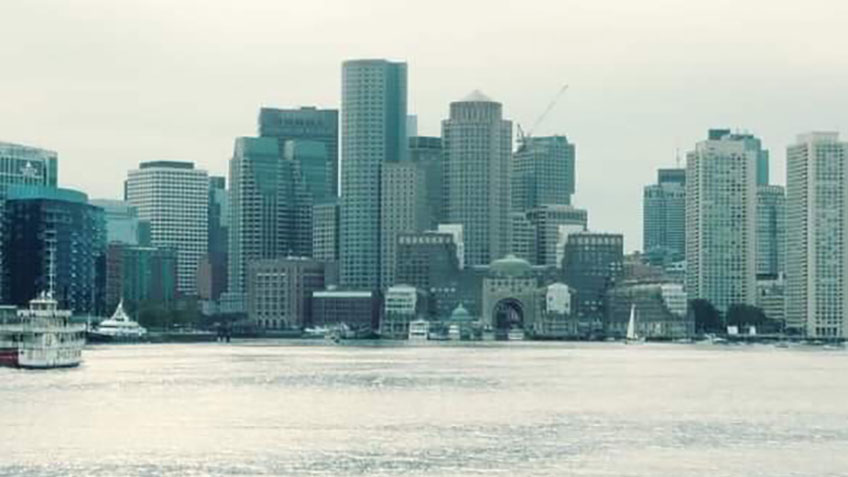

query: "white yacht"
left=507, top=327, right=525, bottom=341
left=0, top=292, right=86, bottom=369
left=88, top=300, right=147, bottom=343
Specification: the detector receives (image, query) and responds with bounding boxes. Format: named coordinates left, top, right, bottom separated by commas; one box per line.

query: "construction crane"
left=517, top=84, right=569, bottom=147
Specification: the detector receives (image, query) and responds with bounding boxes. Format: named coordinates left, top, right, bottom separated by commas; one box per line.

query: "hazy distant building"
left=284, top=139, right=333, bottom=205
left=106, top=243, right=177, bottom=312
left=707, top=129, right=770, bottom=186
left=685, top=130, right=759, bottom=313
left=396, top=231, right=461, bottom=318
left=380, top=161, right=427, bottom=289
left=408, top=136, right=445, bottom=227
left=340, top=59, right=407, bottom=289
left=443, top=90, right=512, bottom=267
left=526, top=205, right=588, bottom=267
left=508, top=212, right=536, bottom=263
left=246, top=258, right=326, bottom=330
left=643, top=168, right=685, bottom=264
left=90, top=199, right=144, bottom=246
left=258, top=106, right=339, bottom=197
left=512, top=135, right=576, bottom=211
left=199, top=176, right=229, bottom=301
left=125, top=161, right=208, bottom=295
left=312, top=200, right=339, bottom=262
left=2, top=186, right=105, bottom=314
left=312, top=289, right=380, bottom=332
left=382, top=284, right=424, bottom=339
left=756, top=185, right=785, bottom=277
left=785, top=132, right=848, bottom=338
left=562, top=232, right=624, bottom=325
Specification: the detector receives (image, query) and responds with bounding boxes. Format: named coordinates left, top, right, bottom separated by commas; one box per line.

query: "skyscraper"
left=408, top=136, right=444, bottom=228
left=258, top=106, right=339, bottom=197
left=125, top=161, right=208, bottom=295
left=686, top=130, right=759, bottom=313
left=380, top=161, right=427, bottom=289
left=642, top=168, right=686, bottom=264
left=443, top=90, right=512, bottom=266
left=526, top=205, right=588, bottom=267
left=512, top=135, right=576, bottom=211
left=785, top=132, right=848, bottom=338
left=226, top=136, right=309, bottom=302
left=756, top=185, right=785, bottom=278
left=340, top=59, right=407, bottom=289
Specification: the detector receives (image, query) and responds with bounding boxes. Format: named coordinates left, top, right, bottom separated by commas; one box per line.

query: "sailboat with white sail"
left=625, top=304, right=645, bottom=344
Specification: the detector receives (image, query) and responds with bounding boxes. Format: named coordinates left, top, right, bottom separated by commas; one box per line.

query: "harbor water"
left=1, top=341, right=847, bottom=476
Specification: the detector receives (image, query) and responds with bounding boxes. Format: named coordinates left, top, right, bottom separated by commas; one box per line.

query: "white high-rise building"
left=126, top=161, right=208, bottom=295
left=785, top=132, right=848, bottom=338
left=685, top=130, right=759, bottom=313
left=443, top=91, right=512, bottom=266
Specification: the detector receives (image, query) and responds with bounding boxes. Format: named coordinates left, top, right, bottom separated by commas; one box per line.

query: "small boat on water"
left=87, top=300, right=147, bottom=343
left=626, top=304, right=645, bottom=344
left=0, top=292, right=85, bottom=369
left=507, top=327, right=525, bottom=341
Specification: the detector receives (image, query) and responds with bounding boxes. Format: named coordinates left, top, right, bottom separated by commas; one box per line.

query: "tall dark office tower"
left=199, top=176, right=229, bottom=301
left=756, top=185, right=785, bottom=278
left=226, top=136, right=312, bottom=303
left=408, top=136, right=444, bottom=227
left=380, top=161, right=427, bottom=289
left=642, top=168, right=686, bottom=264
left=2, top=186, right=106, bottom=314
left=258, top=107, right=339, bottom=197
left=512, top=135, right=576, bottom=211
left=443, top=91, right=512, bottom=267
left=562, top=232, right=624, bottom=321
left=340, top=59, right=408, bottom=290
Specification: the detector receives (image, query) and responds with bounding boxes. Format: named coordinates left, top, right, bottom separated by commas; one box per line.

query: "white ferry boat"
left=0, top=292, right=85, bottom=369
left=88, top=300, right=147, bottom=343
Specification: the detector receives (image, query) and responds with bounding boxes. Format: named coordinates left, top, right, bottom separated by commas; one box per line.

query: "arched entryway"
left=493, top=298, right=524, bottom=338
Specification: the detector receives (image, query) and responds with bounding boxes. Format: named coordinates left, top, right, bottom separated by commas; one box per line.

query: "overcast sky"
left=2, top=0, right=847, bottom=251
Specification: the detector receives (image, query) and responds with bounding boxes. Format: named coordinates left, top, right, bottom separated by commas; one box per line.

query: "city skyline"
left=4, top=1, right=847, bottom=252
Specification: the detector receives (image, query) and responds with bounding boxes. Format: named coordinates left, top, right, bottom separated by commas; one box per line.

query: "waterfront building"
left=756, top=185, right=785, bottom=277
left=340, top=59, right=407, bottom=289
left=604, top=282, right=692, bottom=339
left=481, top=255, right=541, bottom=338
left=757, top=275, right=785, bottom=326
left=246, top=258, right=326, bottom=330
left=562, top=232, right=624, bottom=330
left=0, top=142, right=59, bottom=299
left=437, top=224, right=465, bottom=269
left=382, top=284, right=424, bottom=339
left=380, top=161, right=428, bottom=289
left=443, top=90, right=512, bottom=267
left=408, top=136, right=445, bottom=227
left=125, top=161, right=208, bottom=295
left=685, top=129, right=760, bottom=313
left=511, top=135, right=576, bottom=211
left=526, top=205, right=588, bottom=267
left=536, top=282, right=578, bottom=338
left=785, top=132, right=848, bottom=338
left=396, top=231, right=461, bottom=319
left=1, top=186, right=105, bottom=314
left=105, top=243, right=178, bottom=312
left=311, top=289, right=380, bottom=333
left=642, top=168, right=685, bottom=264
left=258, top=106, right=339, bottom=197
left=89, top=199, right=145, bottom=246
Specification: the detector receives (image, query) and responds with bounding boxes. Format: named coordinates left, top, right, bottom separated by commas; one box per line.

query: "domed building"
left=481, top=254, right=543, bottom=339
